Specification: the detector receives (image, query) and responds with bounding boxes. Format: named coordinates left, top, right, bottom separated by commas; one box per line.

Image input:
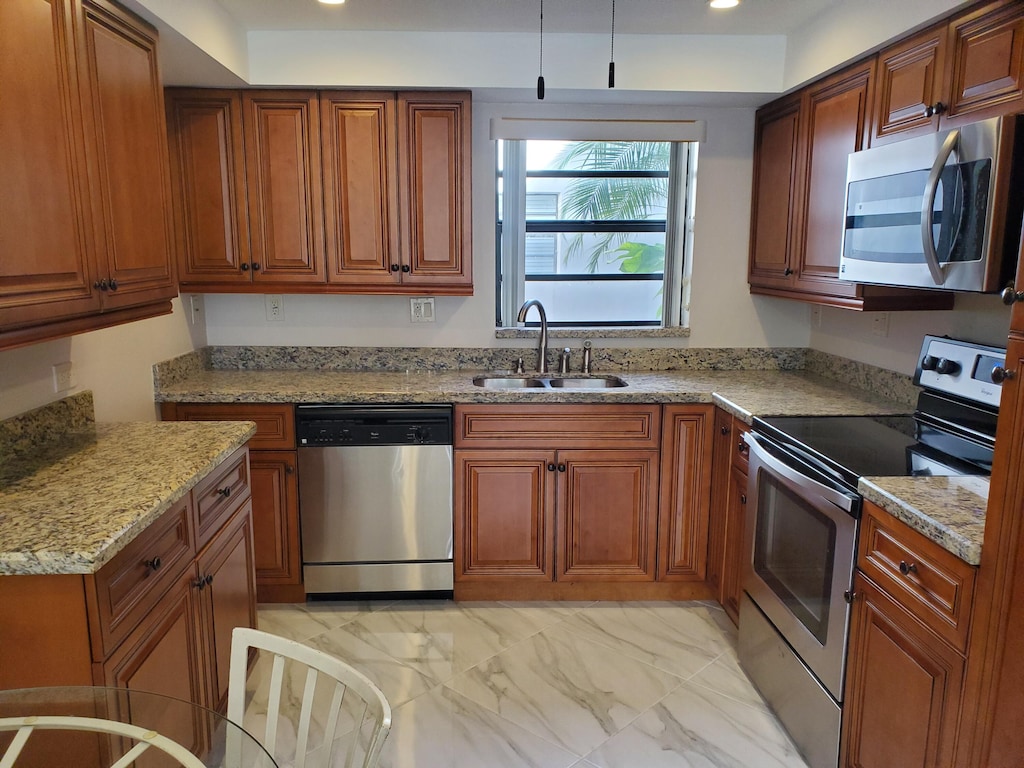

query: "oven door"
left=741, top=431, right=860, bottom=702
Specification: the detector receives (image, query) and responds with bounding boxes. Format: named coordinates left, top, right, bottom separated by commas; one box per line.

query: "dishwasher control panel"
left=295, top=405, right=453, bottom=446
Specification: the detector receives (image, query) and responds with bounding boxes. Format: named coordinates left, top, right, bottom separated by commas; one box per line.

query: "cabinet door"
left=795, top=62, right=873, bottom=295
left=80, top=0, right=176, bottom=310
left=720, top=464, right=748, bottom=626
left=942, top=1, right=1024, bottom=125
left=872, top=25, right=947, bottom=143
left=841, top=574, right=964, bottom=768
left=454, top=450, right=554, bottom=581
left=165, top=89, right=252, bottom=285
left=102, top=568, right=207, bottom=757
left=556, top=449, right=659, bottom=581
left=748, top=95, right=802, bottom=287
left=196, top=506, right=257, bottom=712
left=705, top=409, right=734, bottom=593
left=321, top=92, right=401, bottom=286
left=249, top=451, right=302, bottom=592
left=243, top=91, right=326, bottom=284
left=0, top=0, right=101, bottom=330
left=658, top=406, right=713, bottom=581
left=397, top=92, right=472, bottom=289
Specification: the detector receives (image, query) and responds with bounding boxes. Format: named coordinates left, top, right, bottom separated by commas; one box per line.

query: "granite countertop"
left=859, top=476, right=988, bottom=566
left=0, top=420, right=256, bottom=576
left=155, top=364, right=989, bottom=565
left=154, top=368, right=913, bottom=423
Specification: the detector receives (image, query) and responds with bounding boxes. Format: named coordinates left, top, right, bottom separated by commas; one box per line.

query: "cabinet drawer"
left=90, top=496, right=195, bottom=659
left=858, top=501, right=976, bottom=652
left=163, top=403, right=295, bottom=450
left=455, top=405, right=661, bottom=449
left=192, top=446, right=251, bottom=550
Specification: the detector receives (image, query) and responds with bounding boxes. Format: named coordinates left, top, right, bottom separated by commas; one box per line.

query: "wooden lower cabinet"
left=720, top=464, right=748, bottom=625
left=707, top=407, right=749, bottom=626
left=161, top=403, right=303, bottom=602
left=454, top=404, right=713, bottom=600
left=841, top=574, right=965, bottom=768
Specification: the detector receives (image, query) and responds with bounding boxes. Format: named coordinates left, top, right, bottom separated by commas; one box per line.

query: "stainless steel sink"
left=547, top=376, right=627, bottom=388
left=472, top=375, right=627, bottom=389
left=472, top=376, right=546, bottom=389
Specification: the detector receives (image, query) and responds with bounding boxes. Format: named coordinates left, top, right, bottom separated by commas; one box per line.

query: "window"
left=497, top=139, right=696, bottom=328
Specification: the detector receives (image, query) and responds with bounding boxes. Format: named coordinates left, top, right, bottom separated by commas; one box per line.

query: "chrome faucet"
left=517, top=299, right=548, bottom=373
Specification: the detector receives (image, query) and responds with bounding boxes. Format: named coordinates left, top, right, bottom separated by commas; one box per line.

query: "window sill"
left=495, top=327, right=691, bottom=340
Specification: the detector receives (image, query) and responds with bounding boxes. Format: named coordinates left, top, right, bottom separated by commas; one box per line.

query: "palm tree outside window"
left=497, top=139, right=695, bottom=328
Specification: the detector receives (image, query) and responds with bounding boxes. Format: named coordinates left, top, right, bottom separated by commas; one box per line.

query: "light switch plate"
left=410, top=297, right=435, bottom=323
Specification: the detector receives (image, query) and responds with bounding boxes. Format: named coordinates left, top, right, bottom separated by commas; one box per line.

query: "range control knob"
left=935, top=358, right=961, bottom=376
left=921, top=355, right=939, bottom=371
left=413, top=427, right=431, bottom=443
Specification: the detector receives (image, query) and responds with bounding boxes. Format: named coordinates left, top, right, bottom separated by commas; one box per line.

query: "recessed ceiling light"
left=319, top=0, right=345, bottom=5
left=709, top=0, right=740, bottom=8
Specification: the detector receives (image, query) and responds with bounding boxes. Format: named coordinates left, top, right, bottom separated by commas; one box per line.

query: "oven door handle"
left=744, top=432, right=859, bottom=515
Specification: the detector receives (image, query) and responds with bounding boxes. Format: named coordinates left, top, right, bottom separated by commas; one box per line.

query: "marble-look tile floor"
left=252, top=600, right=810, bottom=768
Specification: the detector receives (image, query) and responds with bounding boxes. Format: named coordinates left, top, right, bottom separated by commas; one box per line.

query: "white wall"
left=203, top=99, right=811, bottom=351
left=0, top=299, right=204, bottom=422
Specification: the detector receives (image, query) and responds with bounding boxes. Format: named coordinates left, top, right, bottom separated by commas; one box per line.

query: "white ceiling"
left=214, top=0, right=839, bottom=36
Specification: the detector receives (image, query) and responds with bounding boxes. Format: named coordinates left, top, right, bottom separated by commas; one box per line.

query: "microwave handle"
left=920, top=129, right=960, bottom=286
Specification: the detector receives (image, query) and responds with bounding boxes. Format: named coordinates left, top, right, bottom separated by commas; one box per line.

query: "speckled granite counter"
left=154, top=369, right=912, bottom=422
left=0, top=420, right=256, bottom=576
left=859, top=476, right=988, bottom=565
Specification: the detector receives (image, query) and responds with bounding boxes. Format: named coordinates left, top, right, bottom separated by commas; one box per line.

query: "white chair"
left=0, top=715, right=207, bottom=768
left=227, top=627, right=392, bottom=768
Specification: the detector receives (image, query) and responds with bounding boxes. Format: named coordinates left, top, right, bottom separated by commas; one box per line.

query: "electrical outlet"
left=188, top=294, right=204, bottom=326
left=265, top=294, right=284, bottom=321
left=410, top=297, right=435, bottom=323
left=811, top=306, right=822, bottom=328
left=52, top=361, right=74, bottom=393
left=871, top=312, right=890, bottom=337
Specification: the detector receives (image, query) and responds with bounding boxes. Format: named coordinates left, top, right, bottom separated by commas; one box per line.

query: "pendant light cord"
left=608, top=0, right=616, bottom=88
left=537, top=0, right=546, bottom=99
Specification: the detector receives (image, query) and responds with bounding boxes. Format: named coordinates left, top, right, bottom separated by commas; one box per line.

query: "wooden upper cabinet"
left=873, top=1, right=1024, bottom=142
left=795, top=61, right=873, bottom=294
left=872, top=25, right=947, bottom=143
left=397, top=92, right=473, bottom=288
left=80, top=0, right=176, bottom=310
left=0, top=0, right=100, bottom=331
left=321, top=92, right=401, bottom=286
left=165, top=90, right=252, bottom=284
left=243, top=91, right=326, bottom=284
left=748, top=94, right=802, bottom=287
left=943, top=0, right=1024, bottom=125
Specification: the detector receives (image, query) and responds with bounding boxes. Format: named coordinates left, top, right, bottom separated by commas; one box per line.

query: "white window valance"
left=489, top=117, right=706, bottom=142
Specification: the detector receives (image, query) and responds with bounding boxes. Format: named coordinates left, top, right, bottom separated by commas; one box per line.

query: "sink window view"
left=496, top=139, right=696, bottom=328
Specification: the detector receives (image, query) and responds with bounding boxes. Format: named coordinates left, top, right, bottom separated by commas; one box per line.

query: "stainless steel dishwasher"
left=296, top=404, right=454, bottom=596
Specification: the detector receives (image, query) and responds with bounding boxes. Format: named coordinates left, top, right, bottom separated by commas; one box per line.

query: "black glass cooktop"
left=753, top=412, right=992, bottom=490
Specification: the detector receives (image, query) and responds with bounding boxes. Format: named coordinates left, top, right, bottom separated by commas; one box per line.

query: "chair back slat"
left=0, top=725, right=31, bottom=768
left=108, top=741, right=151, bottom=768
left=228, top=627, right=392, bottom=768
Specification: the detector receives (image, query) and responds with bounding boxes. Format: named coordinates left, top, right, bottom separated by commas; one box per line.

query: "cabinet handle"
left=1001, top=283, right=1024, bottom=305
left=924, top=102, right=947, bottom=118
left=740, top=494, right=747, bottom=504
left=216, top=487, right=231, bottom=498
left=204, top=574, right=214, bottom=587
left=144, top=557, right=162, bottom=572
left=844, top=590, right=859, bottom=603
left=94, top=279, right=108, bottom=291
left=390, top=264, right=400, bottom=272
left=737, top=441, right=748, bottom=454
left=899, top=560, right=918, bottom=576
left=401, top=265, right=411, bottom=273
left=240, top=263, right=250, bottom=271
left=992, top=366, right=1016, bottom=384
left=720, top=426, right=731, bottom=435
left=108, top=279, right=118, bottom=291
left=192, top=577, right=206, bottom=590
left=557, top=463, right=566, bottom=472
left=783, top=267, right=793, bottom=276
left=547, top=463, right=556, bottom=472
left=285, top=465, right=295, bottom=474
left=251, top=262, right=261, bottom=271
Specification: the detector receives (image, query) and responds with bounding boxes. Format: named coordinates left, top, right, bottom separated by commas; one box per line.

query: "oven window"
left=754, top=475, right=836, bottom=645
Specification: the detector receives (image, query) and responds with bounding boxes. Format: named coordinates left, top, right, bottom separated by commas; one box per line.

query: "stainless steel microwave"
left=840, top=115, right=1024, bottom=293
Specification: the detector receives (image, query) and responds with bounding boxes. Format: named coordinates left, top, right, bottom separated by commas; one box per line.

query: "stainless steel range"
left=738, top=335, right=1004, bottom=768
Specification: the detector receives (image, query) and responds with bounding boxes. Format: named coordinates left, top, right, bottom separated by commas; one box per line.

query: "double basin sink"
left=473, top=374, right=627, bottom=389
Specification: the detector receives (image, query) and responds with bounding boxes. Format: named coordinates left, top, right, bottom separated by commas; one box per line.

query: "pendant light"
left=608, top=0, right=616, bottom=88
left=537, top=0, right=545, bottom=100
